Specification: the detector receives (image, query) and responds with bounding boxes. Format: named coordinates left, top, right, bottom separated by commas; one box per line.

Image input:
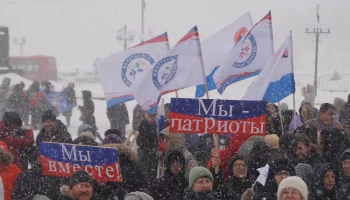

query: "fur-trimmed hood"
left=103, top=143, right=138, bottom=162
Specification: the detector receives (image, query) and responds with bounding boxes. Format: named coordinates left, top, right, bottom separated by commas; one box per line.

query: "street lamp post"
left=116, top=25, right=134, bottom=50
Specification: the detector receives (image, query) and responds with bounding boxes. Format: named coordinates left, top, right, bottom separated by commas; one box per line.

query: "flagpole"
left=278, top=102, right=284, bottom=135
left=196, top=26, right=220, bottom=173
left=290, top=30, right=297, bottom=129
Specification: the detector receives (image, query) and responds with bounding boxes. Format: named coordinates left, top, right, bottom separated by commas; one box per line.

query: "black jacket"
left=80, top=90, right=96, bottom=129
left=12, top=164, right=67, bottom=200
left=107, top=103, right=129, bottom=130
left=151, top=150, right=187, bottom=200
left=36, top=119, right=72, bottom=146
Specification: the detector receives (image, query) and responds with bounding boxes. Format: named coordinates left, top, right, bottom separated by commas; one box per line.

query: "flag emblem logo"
left=234, top=27, right=248, bottom=43
left=152, top=55, right=178, bottom=89
left=121, top=53, right=155, bottom=87
left=232, top=34, right=257, bottom=68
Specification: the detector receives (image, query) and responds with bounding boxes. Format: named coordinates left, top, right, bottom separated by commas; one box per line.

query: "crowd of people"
left=1, top=79, right=350, bottom=200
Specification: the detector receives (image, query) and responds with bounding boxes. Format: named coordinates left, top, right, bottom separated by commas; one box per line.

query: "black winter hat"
left=2, top=112, right=22, bottom=127
left=69, top=171, right=93, bottom=188
left=341, top=150, right=350, bottom=162
left=164, top=150, right=185, bottom=168
left=270, top=158, right=295, bottom=176
left=42, top=110, right=57, bottom=123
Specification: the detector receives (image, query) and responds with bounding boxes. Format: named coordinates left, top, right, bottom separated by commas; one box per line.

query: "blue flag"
left=46, top=91, right=73, bottom=114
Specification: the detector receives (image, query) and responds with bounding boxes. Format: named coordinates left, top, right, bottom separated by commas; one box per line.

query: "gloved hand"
left=241, top=188, right=255, bottom=200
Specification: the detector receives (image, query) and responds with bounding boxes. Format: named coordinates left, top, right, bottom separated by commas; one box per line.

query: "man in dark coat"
left=36, top=110, right=72, bottom=146
left=79, top=90, right=97, bottom=130
left=150, top=150, right=187, bottom=200
left=11, top=147, right=68, bottom=200
left=63, top=82, right=77, bottom=127
left=8, top=82, right=25, bottom=114
left=136, top=112, right=158, bottom=185
left=106, top=103, right=129, bottom=139
left=0, top=111, right=34, bottom=170
left=251, top=158, right=295, bottom=200
left=132, top=104, right=145, bottom=131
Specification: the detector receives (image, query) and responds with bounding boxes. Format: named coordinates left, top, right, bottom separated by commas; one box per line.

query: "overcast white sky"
left=0, top=0, right=348, bottom=74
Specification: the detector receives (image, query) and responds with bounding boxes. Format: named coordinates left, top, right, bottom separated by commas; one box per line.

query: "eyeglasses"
left=275, top=172, right=290, bottom=177
left=232, top=164, right=248, bottom=168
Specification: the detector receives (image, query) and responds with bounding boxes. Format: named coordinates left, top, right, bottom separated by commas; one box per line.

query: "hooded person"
left=11, top=147, right=69, bottom=200
left=160, top=127, right=198, bottom=179
left=125, top=192, right=154, bottom=200
left=63, top=82, right=77, bottom=127
left=319, top=127, right=350, bottom=163
left=0, top=111, right=34, bottom=170
left=294, top=163, right=314, bottom=186
left=0, top=142, right=22, bottom=200
left=252, top=158, right=296, bottom=200
left=339, top=148, right=350, bottom=186
left=309, top=163, right=342, bottom=200
left=279, top=133, right=298, bottom=166
left=212, top=155, right=252, bottom=200
left=102, top=143, right=146, bottom=196
left=150, top=150, right=187, bottom=200
left=277, top=176, right=308, bottom=200
left=36, top=110, right=72, bottom=146
left=78, top=90, right=97, bottom=130
left=184, top=166, right=217, bottom=200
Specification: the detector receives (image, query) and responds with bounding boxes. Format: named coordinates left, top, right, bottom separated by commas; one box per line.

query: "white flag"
left=242, top=33, right=295, bottom=103
left=213, top=11, right=274, bottom=94
left=96, top=33, right=169, bottom=108
left=256, top=164, right=269, bottom=186
left=195, top=12, right=253, bottom=97
left=132, top=26, right=205, bottom=114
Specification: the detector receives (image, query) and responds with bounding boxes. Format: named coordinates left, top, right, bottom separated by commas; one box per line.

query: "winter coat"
left=0, top=148, right=22, bottom=200
left=0, top=121, right=34, bottom=170
left=184, top=189, right=218, bottom=200
left=80, top=90, right=96, bottom=130
left=36, top=119, right=72, bottom=146
left=305, top=117, right=343, bottom=132
left=132, top=104, right=145, bottom=130
left=266, top=113, right=283, bottom=136
left=103, top=144, right=146, bottom=193
left=309, top=163, right=342, bottom=200
left=151, top=150, right=187, bottom=200
left=320, top=128, right=350, bottom=163
left=253, top=158, right=295, bottom=200
left=11, top=164, right=66, bottom=200
left=64, top=84, right=77, bottom=107
left=107, top=103, right=129, bottom=130
left=137, top=119, right=159, bottom=183
left=289, top=115, right=303, bottom=130
left=245, top=138, right=271, bottom=181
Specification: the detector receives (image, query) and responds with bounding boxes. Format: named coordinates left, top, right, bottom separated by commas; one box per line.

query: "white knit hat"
left=277, top=176, right=308, bottom=200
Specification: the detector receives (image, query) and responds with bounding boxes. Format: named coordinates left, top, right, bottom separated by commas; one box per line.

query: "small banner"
left=169, top=98, right=267, bottom=135
left=40, top=142, right=122, bottom=182
left=45, top=91, right=73, bottom=114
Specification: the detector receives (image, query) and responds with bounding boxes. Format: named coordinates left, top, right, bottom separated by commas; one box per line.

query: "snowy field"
left=1, top=73, right=349, bottom=141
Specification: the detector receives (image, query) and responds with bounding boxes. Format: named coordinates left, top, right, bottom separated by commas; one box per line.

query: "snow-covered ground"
left=1, top=72, right=349, bottom=141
